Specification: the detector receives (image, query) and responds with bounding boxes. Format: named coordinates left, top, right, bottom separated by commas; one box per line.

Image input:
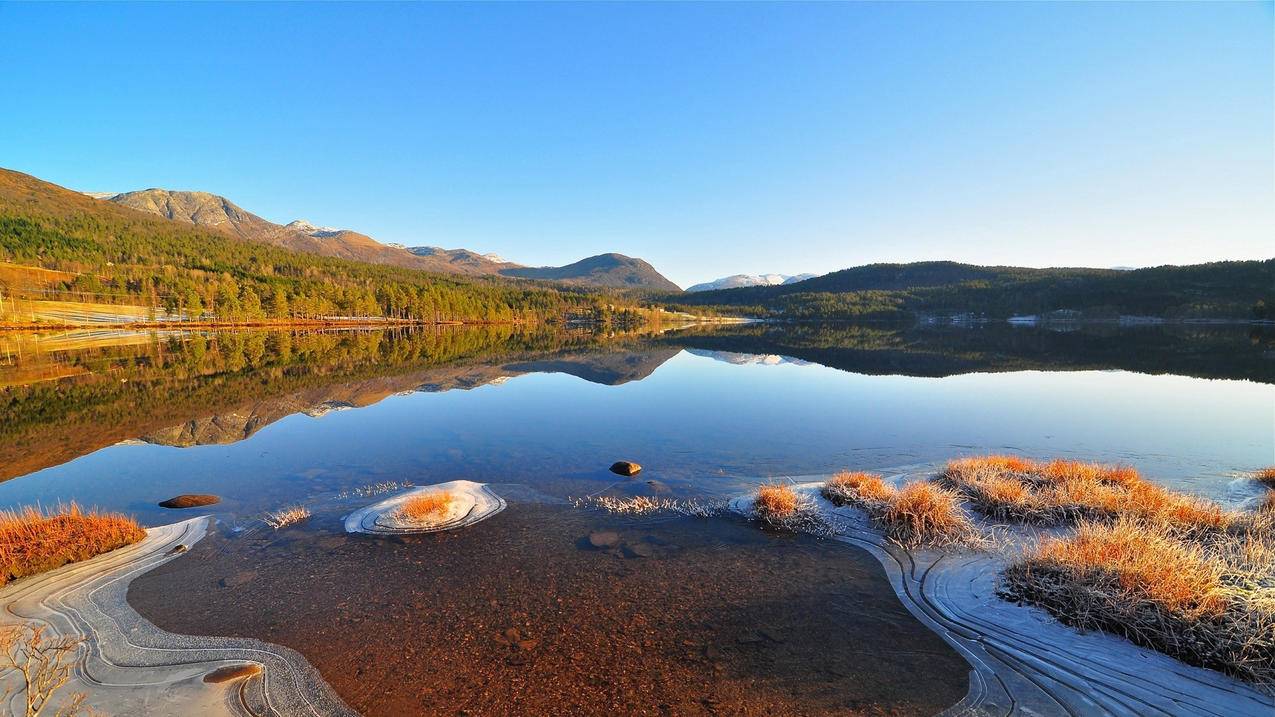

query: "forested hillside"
left=670, top=260, right=1274, bottom=320
left=0, top=169, right=645, bottom=324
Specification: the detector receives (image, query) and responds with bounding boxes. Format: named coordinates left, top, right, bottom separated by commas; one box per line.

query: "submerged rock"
left=158, top=494, right=220, bottom=509
left=203, top=663, right=262, bottom=683
left=587, top=530, right=621, bottom=549
left=610, top=461, right=642, bottom=476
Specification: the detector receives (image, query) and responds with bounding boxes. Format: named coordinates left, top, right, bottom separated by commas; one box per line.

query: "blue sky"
left=1, top=2, right=1271, bottom=287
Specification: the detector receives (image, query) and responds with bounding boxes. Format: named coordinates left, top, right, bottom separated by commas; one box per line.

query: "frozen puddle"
left=344, top=479, right=506, bottom=534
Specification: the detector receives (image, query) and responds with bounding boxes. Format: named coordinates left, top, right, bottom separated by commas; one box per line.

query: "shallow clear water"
left=1, top=323, right=1271, bottom=523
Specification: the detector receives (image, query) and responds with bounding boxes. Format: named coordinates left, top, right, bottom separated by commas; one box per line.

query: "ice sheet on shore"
left=730, top=481, right=1275, bottom=716
left=0, top=516, right=355, bottom=717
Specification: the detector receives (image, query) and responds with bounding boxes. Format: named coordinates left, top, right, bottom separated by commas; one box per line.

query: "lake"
left=2, top=322, right=1272, bottom=715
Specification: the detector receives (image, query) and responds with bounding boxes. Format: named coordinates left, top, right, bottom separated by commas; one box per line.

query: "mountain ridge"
left=102, top=187, right=680, bottom=290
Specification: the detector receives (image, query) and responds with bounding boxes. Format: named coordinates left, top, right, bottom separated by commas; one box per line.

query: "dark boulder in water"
left=610, top=461, right=642, bottom=476
left=158, top=494, right=220, bottom=509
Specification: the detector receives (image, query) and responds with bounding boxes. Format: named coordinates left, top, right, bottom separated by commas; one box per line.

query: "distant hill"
left=686, top=273, right=817, bottom=292
left=104, top=188, right=679, bottom=290
left=501, top=253, right=681, bottom=292
left=672, top=260, right=1274, bottom=320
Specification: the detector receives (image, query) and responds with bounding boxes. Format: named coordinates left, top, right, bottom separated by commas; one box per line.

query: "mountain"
left=103, top=188, right=679, bottom=290
left=106, top=189, right=469, bottom=272
left=686, top=273, right=817, bottom=292
left=500, top=253, right=681, bottom=292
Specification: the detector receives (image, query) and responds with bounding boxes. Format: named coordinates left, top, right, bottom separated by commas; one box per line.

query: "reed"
left=0, top=503, right=145, bottom=587
left=1005, top=516, right=1275, bottom=685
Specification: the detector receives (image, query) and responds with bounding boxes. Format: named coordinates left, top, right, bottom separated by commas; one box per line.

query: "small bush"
left=1254, top=467, right=1275, bottom=486
left=0, top=503, right=145, bottom=587
left=395, top=491, right=456, bottom=522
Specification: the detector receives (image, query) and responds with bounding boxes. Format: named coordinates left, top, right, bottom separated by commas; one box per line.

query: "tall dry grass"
left=1005, top=516, right=1275, bottom=685
left=942, top=456, right=1231, bottom=532
left=0, top=503, right=145, bottom=587
left=820, top=472, right=976, bottom=548
left=821, top=471, right=896, bottom=506
left=1254, top=467, right=1275, bottom=486
left=753, top=484, right=799, bottom=519
left=879, top=482, right=975, bottom=548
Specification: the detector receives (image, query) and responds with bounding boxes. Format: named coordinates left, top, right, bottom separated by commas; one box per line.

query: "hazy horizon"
left=2, top=2, right=1271, bottom=286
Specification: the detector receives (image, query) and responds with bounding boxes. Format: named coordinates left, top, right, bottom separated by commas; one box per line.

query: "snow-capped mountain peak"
left=285, top=219, right=343, bottom=237
left=685, top=272, right=819, bottom=292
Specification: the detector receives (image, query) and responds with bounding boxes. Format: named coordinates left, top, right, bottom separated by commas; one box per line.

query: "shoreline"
left=0, top=516, right=354, bottom=717
left=729, top=479, right=1275, bottom=717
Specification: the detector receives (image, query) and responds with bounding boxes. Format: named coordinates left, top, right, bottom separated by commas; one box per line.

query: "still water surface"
left=2, top=323, right=1271, bottom=520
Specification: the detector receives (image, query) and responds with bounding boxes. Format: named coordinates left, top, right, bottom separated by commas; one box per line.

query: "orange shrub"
left=0, top=503, right=145, bottom=586
left=1254, top=467, right=1275, bottom=486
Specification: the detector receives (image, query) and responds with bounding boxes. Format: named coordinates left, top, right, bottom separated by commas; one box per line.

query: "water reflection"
left=0, top=323, right=1271, bottom=524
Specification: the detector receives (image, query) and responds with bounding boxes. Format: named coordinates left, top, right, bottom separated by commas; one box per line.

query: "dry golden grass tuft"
left=395, top=491, right=456, bottom=522
left=878, top=482, right=976, bottom=548
left=942, top=455, right=1233, bottom=532
left=753, top=484, right=799, bottom=519
left=0, top=503, right=145, bottom=587
left=1254, top=467, right=1275, bottom=486
left=1005, top=516, right=1275, bottom=685
left=821, top=471, right=895, bottom=506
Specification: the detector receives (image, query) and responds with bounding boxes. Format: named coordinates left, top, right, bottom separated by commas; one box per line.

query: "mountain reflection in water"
left=0, top=322, right=1271, bottom=523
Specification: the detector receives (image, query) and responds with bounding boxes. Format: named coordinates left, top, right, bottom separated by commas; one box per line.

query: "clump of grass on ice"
left=749, top=483, right=833, bottom=535
left=942, top=455, right=1231, bottom=532
left=821, top=471, right=895, bottom=506
left=820, top=472, right=976, bottom=548
left=394, top=491, right=456, bottom=522
left=0, top=503, right=145, bottom=586
left=1004, top=515, right=1275, bottom=686
left=264, top=505, right=311, bottom=530
left=1253, top=467, right=1275, bottom=487
left=878, top=482, right=976, bottom=548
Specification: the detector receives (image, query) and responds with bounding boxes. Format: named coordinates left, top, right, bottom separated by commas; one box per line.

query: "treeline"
left=670, top=260, right=1275, bottom=320
left=0, top=169, right=651, bottom=324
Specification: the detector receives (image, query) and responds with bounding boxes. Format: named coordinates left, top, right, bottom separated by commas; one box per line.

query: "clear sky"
left=1, top=2, right=1271, bottom=288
